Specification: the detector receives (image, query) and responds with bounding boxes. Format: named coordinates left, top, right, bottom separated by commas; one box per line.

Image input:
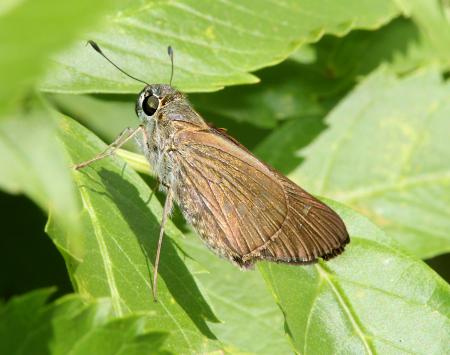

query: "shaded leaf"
left=41, top=0, right=400, bottom=93
left=255, top=116, right=326, bottom=173
left=259, top=201, right=450, bottom=354
left=0, top=289, right=169, bottom=355
left=48, top=115, right=222, bottom=353
left=312, top=17, right=439, bottom=79
left=284, top=68, right=450, bottom=258
left=79, top=149, right=292, bottom=353
left=179, top=231, right=292, bottom=355
left=189, top=59, right=343, bottom=129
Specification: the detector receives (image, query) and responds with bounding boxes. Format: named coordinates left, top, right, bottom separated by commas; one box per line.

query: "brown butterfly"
left=75, top=41, right=349, bottom=300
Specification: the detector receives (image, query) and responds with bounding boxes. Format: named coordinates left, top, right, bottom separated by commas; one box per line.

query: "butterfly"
left=75, top=41, right=349, bottom=300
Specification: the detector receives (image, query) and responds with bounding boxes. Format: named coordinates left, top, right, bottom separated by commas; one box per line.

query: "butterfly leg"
left=152, top=186, right=173, bottom=302
left=136, top=122, right=171, bottom=301
left=74, top=125, right=144, bottom=170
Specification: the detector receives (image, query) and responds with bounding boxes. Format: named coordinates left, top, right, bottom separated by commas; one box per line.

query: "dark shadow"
left=314, top=17, right=421, bottom=80
left=426, top=254, right=450, bottom=284
left=195, top=108, right=272, bottom=150
left=97, top=169, right=218, bottom=339
left=0, top=192, right=72, bottom=301
left=443, top=71, right=450, bottom=81
left=254, top=115, right=327, bottom=175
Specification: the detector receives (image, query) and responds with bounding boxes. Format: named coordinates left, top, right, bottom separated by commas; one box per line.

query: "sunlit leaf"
left=259, top=202, right=450, bottom=354
left=113, top=151, right=450, bottom=354
left=0, top=95, right=79, bottom=231
left=41, top=0, right=400, bottom=93
left=396, top=0, right=450, bottom=68
left=287, top=68, right=450, bottom=258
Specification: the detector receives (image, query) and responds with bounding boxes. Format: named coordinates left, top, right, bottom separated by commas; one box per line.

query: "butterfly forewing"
left=172, top=125, right=349, bottom=267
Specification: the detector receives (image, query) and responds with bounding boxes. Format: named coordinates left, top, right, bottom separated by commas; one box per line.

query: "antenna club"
left=168, top=45, right=174, bottom=86
left=87, top=40, right=102, bottom=53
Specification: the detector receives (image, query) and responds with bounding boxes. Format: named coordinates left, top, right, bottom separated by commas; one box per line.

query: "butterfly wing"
left=171, top=126, right=349, bottom=267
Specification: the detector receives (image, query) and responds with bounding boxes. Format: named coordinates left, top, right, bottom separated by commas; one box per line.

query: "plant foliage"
left=1, top=0, right=449, bottom=354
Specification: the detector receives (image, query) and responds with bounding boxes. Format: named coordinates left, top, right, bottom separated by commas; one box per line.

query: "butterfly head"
left=135, top=84, right=184, bottom=122
left=86, top=41, right=202, bottom=126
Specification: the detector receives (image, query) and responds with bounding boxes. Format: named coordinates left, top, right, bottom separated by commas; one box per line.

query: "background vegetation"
left=1, top=0, right=449, bottom=354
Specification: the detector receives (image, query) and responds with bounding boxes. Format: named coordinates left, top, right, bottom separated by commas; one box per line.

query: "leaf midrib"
left=79, top=187, right=124, bottom=317
left=316, top=263, right=374, bottom=354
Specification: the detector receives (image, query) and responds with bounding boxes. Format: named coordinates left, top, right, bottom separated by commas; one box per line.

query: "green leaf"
left=0, top=289, right=169, bottom=355
left=188, top=60, right=342, bottom=129
left=395, top=0, right=450, bottom=68
left=259, top=201, right=450, bottom=354
left=49, top=115, right=222, bottom=353
left=283, top=68, right=450, bottom=259
left=0, top=0, right=117, bottom=115
left=106, top=150, right=450, bottom=354
left=40, top=0, right=400, bottom=94
left=43, top=118, right=291, bottom=353
left=0, top=95, right=79, bottom=231
left=312, top=17, right=444, bottom=79
left=255, top=116, right=326, bottom=173
left=49, top=17, right=435, bottom=134
left=49, top=93, right=138, bottom=149
left=178, top=231, right=292, bottom=354
left=186, top=17, right=439, bottom=129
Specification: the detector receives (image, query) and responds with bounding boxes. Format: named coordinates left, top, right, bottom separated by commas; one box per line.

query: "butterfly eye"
left=143, top=95, right=159, bottom=116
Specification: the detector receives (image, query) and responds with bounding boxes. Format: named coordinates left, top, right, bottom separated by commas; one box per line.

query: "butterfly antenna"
left=167, top=45, right=174, bottom=86
left=87, top=40, right=150, bottom=86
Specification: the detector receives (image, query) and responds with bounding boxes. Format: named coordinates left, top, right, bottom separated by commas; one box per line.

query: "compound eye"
left=142, top=95, right=159, bottom=116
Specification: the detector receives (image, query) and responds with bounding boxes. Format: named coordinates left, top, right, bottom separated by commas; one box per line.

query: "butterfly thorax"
left=135, top=84, right=208, bottom=188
